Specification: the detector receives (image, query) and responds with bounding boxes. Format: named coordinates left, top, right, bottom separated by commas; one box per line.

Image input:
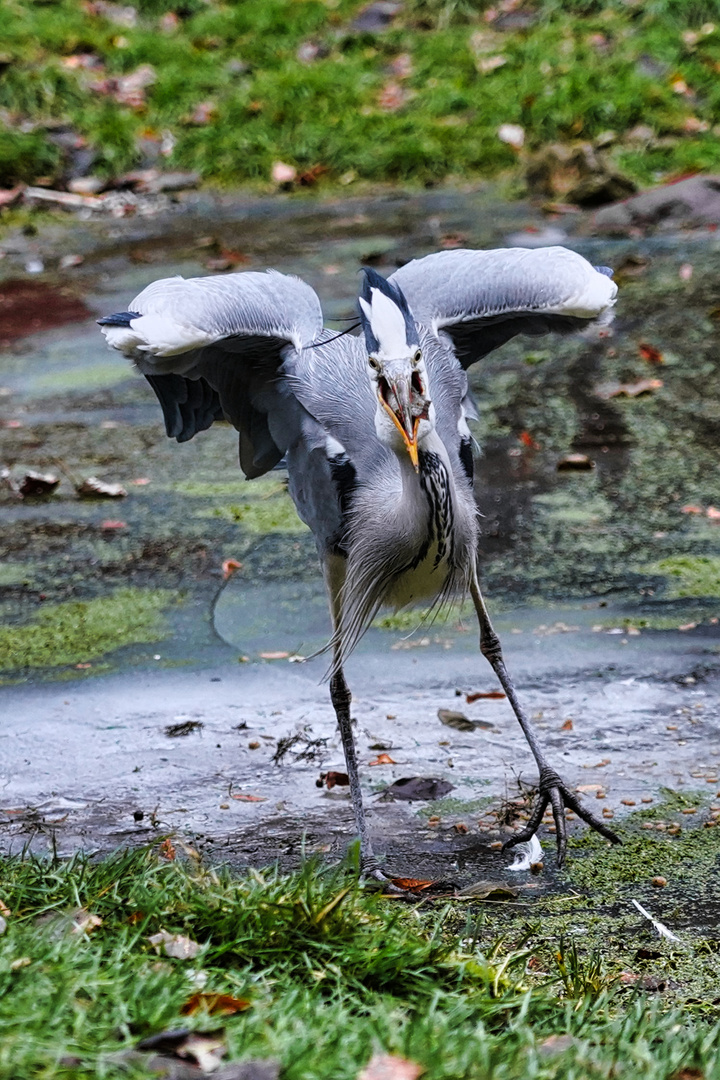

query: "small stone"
left=651, top=876, right=667, bottom=887
left=681, top=807, right=697, bottom=814
left=248, top=741, right=260, bottom=750
left=641, top=797, right=653, bottom=803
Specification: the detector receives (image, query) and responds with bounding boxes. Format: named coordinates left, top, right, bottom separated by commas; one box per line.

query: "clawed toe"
left=501, top=776, right=621, bottom=868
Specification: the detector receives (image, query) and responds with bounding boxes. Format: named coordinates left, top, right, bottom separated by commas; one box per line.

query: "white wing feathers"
left=390, top=247, right=617, bottom=329
left=100, top=269, right=324, bottom=366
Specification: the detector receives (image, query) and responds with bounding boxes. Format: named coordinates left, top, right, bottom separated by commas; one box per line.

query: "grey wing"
left=389, top=247, right=617, bottom=368
left=99, top=270, right=324, bottom=478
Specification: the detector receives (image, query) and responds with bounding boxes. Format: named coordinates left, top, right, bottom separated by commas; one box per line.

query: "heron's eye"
left=412, top=349, right=422, bottom=366
left=368, top=356, right=381, bottom=371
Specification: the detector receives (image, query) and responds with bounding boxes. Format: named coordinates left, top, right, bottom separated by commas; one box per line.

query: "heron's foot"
left=502, top=767, right=621, bottom=868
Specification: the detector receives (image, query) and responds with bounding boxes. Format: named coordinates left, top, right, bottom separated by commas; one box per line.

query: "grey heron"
left=99, top=245, right=621, bottom=878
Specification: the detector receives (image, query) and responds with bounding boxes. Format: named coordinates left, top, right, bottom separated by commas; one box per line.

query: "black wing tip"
left=97, top=310, right=142, bottom=327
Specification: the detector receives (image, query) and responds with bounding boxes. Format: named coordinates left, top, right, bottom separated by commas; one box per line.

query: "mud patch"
left=0, top=279, right=91, bottom=346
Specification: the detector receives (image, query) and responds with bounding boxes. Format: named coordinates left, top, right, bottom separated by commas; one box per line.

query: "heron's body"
left=100, top=245, right=622, bottom=874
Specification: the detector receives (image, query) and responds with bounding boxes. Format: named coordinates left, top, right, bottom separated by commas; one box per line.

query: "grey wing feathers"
left=99, top=270, right=325, bottom=477
left=389, top=247, right=617, bottom=367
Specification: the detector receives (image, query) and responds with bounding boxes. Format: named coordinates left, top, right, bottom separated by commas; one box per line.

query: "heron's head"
left=358, top=268, right=433, bottom=472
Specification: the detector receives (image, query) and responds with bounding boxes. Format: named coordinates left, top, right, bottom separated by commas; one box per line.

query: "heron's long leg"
left=470, top=573, right=621, bottom=866
left=324, top=556, right=388, bottom=883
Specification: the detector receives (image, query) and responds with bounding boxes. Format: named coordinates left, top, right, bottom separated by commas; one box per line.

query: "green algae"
left=650, top=556, right=720, bottom=600
left=0, top=587, right=176, bottom=673
left=0, top=564, right=35, bottom=587
left=206, top=500, right=308, bottom=534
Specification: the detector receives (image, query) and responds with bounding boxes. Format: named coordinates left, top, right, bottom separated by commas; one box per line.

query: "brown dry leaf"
left=148, top=930, right=201, bottom=959
left=222, top=558, right=243, bottom=579
left=576, top=783, right=603, bottom=793
left=679, top=622, right=697, bottom=631
left=369, top=753, right=397, bottom=766
left=18, top=471, right=60, bottom=498
left=260, top=651, right=290, bottom=660
left=638, top=342, right=664, bottom=364
left=231, top=793, right=267, bottom=802
left=324, top=771, right=350, bottom=789
left=0, top=898, right=10, bottom=918
left=378, top=81, right=409, bottom=111
left=465, top=690, right=505, bottom=702
left=389, top=877, right=435, bottom=894
left=357, top=1053, right=424, bottom=1080
left=561, top=718, right=574, bottom=731
left=181, top=992, right=251, bottom=1016
left=681, top=504, right=703, bottom=514
left=595, top=378, right=663, bottom=399
left=72, top=910, right=102, bottom=934
left=76, top=476, right=127, bottom=499
left=159, top=838, right=176, bottom=861
left=298, top=164, right=329, bottom=186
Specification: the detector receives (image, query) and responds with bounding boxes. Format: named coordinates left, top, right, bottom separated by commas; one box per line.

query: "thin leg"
left=324, top=556, right=393, bottom=885
left=470, top=574, right=620, bottom=866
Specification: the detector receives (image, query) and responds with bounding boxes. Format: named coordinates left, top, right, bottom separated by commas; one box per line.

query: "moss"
left=0, top=564, right=35, bottom=587
left=650, top=556, right=720, bottom=600
left=0, top=588, right=176, bottom=673
left=206, top=500, right=308, bottom=534
left=373, top=600, right=474, bottom=631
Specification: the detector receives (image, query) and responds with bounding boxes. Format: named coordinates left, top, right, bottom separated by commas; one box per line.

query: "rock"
left=525, top=142, right=636, bottom=207
left=593, top=175, right=720, bottom=232
left=350, top=1, right=402, bottom=31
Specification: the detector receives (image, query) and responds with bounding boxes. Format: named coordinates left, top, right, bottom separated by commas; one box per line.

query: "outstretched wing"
left=389, top=247, right=617, bottom=368
left=99, top=270, right=324, bottom=478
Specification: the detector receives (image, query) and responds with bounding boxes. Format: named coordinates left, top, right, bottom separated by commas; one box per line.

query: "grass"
left=649, top=555, right=720, bottom=599
left=4, top=0, right=720, bottom=192
left=1, top=843, right=720, bottom=1079
left=0, top=587, right=175, bottom=673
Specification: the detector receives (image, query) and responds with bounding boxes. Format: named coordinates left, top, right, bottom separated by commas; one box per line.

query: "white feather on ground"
left=631, top=899, right=681, bottom=943
left=507, top=834, right=543, bottom=871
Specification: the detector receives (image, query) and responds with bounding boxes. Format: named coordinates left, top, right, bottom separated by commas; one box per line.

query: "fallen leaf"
left=454, top=821, right=469, bottom=834
left=389, top=52, right=413, bottom=79
left=184, top=100, right=217, bottom=125
left=378, top=81, right=409, bottom=111
left=159, top=838, right=176, bottom=861
left=519, top=430, right=540, bottom=449
left=222, top=558, right=243, bottom=579
left=538, top=1035, right=578, bottom=1058
left=77, top=476, right=127, bottom=498
left=369, top=753, right=397, bottom=765
left=357, top=1054, right=423, bottom=1080
left=389, top=877, right=435, bottom=894
left=638, top=342, right=664, bottom=364
left=137, top=1028, right=226, bottom=1071
left=652, top=876, right=668, bottom=887
left=148, top=930, right=201, bottom=959
left=231, top=793, right=267, bottom=802
left=561, top=718, right=574, bottom=731
left=18, top=471, right=59, bottom=498
left=298, top=164, right=329, bottom=186
left=271, top=161, right=296, bottom=185
left=679, top=622, right=697, bottom=631
left=556, top=453, right=595, bottom=471
left=130, top=476, right=151, bottom=485
left=465, top=690, right=505, bottom=702
left=595, top=378, right=663, bottom=399
left=707, top=506, right=720, bottom=520
left=456, top=880, right=519, bottom=900
left=165, top=720, right=203, bottom=737
left=260, top=651, right=290, bottom=660
left=384, top=777, right=454, bottom=801
left=181, top=992, right=251, bottom=1016
left=323, top=771, right=349, bottom=789
left=71, top=910, right=102, bottom=934
left=438, top=708, right=475, bottom=731
left=0, top=898, right=10, bottom=917
left=681, top=504, right=703, bottom=514
left=576, top=783, right=603, bottom=793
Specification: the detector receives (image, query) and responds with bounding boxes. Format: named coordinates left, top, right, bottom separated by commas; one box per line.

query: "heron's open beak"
left=379, top=377, right=420, bottom=472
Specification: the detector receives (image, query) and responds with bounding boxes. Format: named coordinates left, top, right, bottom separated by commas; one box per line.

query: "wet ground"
left=1, top=183, right=720, bottom=885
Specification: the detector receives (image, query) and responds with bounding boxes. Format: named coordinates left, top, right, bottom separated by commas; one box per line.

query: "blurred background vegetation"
left=3, top=0, right=720, bottom=194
